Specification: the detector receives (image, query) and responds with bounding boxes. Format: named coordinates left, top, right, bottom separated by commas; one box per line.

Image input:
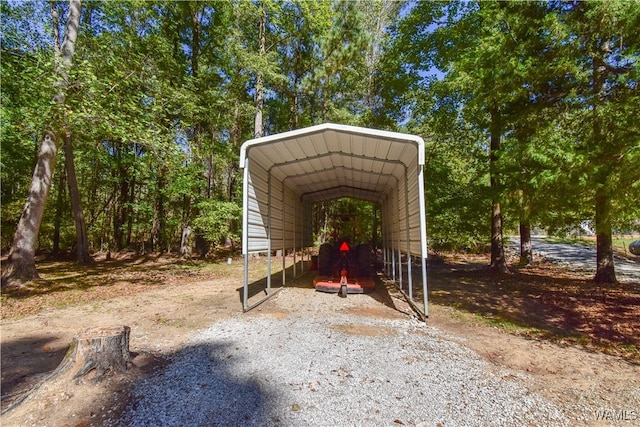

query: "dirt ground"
left=1, top=252, right=639, bottom=426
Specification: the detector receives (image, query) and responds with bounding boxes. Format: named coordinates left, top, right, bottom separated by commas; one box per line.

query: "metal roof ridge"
left=239, top=123, right=424, bottom=166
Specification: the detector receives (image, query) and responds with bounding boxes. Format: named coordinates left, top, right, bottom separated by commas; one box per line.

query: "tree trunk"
left=52, top=167, right=67, bottom=256
left=491, top=201, right=508, bottom=273
left=594, top=187, right=616, bottom=283
left=227, top=104, right=242, bottom=202
left=50, top=0, right=65, bottom=259
left=189, top=2, right=204, bottom=174
left=126, top=171, right=135, bottom=247
left=114, top=185, right=127, bottom=250
left=2, top=0, right=82, bottom=284
left=519, top=222, right=532, bottom=266
left=489, top=106, right=509, bottom=273
left=254, top=1, right=266, bottom=139
left=592, top=37, right=617, bottom=284
left=114, top=151, right=130, bottom=251
left=2, top=133, right=58, bottom=285
left=57, top=0, right=87, bottom=263
left=289, top=90, right=299, bottom=130
left=519, top=190, right=533, bottom=266
left=189, top=4, right=200, bottom=80
left=180, top=226, right=192, bottom=259
left=64, top=131, right=91, bottom=264
left=253, top=70, right=264, bottom=138
left=151, top=167, right=167, bottom=252
left=54, top=0, right=82, bottom=94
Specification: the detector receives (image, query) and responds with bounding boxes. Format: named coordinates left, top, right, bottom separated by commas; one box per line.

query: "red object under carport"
left=313, top=275, right=375, bottom=293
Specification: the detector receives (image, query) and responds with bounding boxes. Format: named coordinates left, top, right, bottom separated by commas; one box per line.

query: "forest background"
left=1, top=0, right=638, bottom=284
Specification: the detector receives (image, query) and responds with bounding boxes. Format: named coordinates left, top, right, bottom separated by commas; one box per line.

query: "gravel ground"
left=113, top=310, right=568, bottom=427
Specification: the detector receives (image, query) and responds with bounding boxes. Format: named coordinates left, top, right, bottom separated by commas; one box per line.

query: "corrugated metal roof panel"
left=240, top=123, right=426, bottom=258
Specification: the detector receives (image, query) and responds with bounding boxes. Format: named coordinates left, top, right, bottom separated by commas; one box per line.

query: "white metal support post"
left=418, top=163, right=429, bottom=317
left=242, top=157, right=250, bottom=310
left=293, top=189, right=296, bottom=279
left=383, top=199, right=389, bottom=277
left=385, top=196, right=390, bottom=277
left=395, top=188, right=403, bottom=289
left=266, top=171, right=272, bottom=294
left=390, top=195, right=396, bottom=281
left=300, top=200, right=305, bottom=276
left=404, top=165, right=413, bottom=300
left=281, top=181, right=286, bottom=286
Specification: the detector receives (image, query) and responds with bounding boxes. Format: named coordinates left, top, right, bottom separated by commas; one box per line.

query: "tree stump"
left=1, top=326, right=132, bottom=416
left=60, top=326, right=133, bottom=380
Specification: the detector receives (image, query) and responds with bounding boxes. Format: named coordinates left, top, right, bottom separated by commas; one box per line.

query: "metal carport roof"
left=240, top=123, right=428, bottom=317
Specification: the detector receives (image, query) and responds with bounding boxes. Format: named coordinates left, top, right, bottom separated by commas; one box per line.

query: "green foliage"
left=563, top=4, right=638, bottom=236
left=400, top=0, right=640, bottom=255
left=1, top=2, right=58, bottom=249
left=2, top=0, right=637, bottom=260
left=192, top=200, right=241, bottom=246
left=313, top=198, right=379, bottom=247
left=423, top=134, right=491, bottom=252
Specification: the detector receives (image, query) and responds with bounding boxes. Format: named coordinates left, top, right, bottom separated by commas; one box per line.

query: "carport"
left=240, top=123, right=428, bottom=317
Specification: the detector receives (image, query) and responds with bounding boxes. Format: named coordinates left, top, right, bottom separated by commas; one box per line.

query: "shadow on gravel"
left=103, top=342, right=276, bottom=426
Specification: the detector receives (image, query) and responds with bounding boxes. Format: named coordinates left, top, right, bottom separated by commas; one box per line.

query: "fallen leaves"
left=428, top=254, right=640, bottom=362
left=1, top=254, right=213, bottom=319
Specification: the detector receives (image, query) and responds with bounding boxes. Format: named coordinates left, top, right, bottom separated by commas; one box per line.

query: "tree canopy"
left=1, top=0, right=638, bottom=283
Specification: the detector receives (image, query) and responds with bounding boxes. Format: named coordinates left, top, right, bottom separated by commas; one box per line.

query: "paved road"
left=511, top=236, right=639, bottom=283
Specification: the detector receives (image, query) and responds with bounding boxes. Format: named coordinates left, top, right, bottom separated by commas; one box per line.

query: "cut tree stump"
left=62, top=325, right=133, bottom=379
left=1, top=325, right=132, bottom=415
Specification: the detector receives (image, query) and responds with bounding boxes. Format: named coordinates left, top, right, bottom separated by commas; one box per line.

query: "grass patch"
left=543, top=236, right=595, bottom=246
left=479, top=314, right=545, bottom=336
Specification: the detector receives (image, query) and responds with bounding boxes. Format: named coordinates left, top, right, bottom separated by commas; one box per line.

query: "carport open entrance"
left=239, top=123, right=429, bottom=317
left=314, top=198, right=381, bottom=248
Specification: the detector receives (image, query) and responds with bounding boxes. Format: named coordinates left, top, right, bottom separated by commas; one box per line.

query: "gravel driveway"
left=111, top=293, right=568, bottom=427
left=513, top=236, right=639, bottom=283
